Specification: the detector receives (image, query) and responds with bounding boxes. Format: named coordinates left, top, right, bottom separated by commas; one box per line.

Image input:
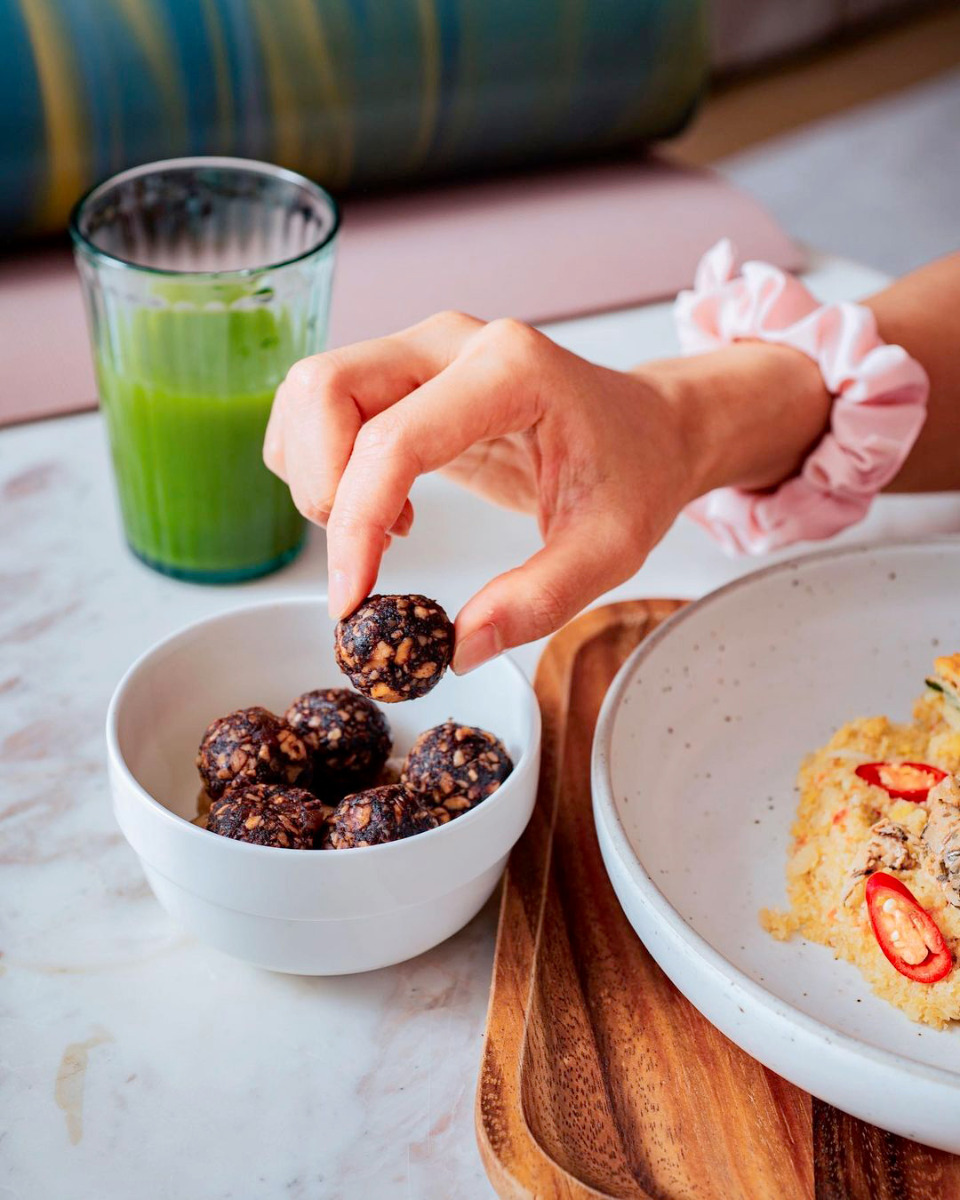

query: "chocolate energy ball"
left=334, top=594, right=455, bottom=702
left=327, top=784, right=439, bottom=849
left=207, top=783, right=329, bottom=848
left=196, top=706, right=310, bottom=800
left=284, top=688, right=391, bottom=789
left=402, top=722, right=514, bottom=815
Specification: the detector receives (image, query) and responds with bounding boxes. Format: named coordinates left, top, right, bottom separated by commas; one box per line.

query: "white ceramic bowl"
left=107, top=597, right=540, bottom=975
left=593, top=539, right=960, bottom=1150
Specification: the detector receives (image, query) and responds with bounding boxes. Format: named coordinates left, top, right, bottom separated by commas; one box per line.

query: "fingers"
left=263, top=311, right=482, bottom=525
left=263, top=384, right=288, bottom=478
left=279, top=389, right=414, bottom=536
left=277, top=361, right=360, bottom=526
left=452, top=514, right=639, bottom=673
left=390, top=500, right=415, bottom=538
left=326, top=320, right=547, bottom=617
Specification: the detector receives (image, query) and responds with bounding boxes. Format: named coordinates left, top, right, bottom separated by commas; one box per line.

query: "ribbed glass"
left=71, top=157, right=338, bottom=583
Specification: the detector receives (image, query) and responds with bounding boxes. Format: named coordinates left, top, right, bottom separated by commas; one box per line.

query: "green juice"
left=96, top=304, right=305, bottom=582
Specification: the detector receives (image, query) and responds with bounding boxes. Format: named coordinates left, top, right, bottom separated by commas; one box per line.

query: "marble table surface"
left=4, top=253, right=959, bottom=1200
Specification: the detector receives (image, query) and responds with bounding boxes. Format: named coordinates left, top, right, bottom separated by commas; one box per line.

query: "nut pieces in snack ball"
left=327, top=784, right=439, bottom=849
left=334, top=594, right=454, bottom=702
left=196, top=706, right=310, bottom=799
left=402, top=721, right=514, bottom=816
left=284, top=688, right=391, bottom=789
left=207, top=783, right=331, bottom=848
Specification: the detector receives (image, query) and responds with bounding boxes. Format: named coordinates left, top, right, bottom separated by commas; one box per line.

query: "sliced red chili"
left=865, top=872, right=952, bottom=984
left=855, top=761, right=947, bottom=803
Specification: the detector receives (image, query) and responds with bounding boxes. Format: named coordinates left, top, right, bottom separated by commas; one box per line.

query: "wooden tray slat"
left=476, top=600, right=960, bottom=1200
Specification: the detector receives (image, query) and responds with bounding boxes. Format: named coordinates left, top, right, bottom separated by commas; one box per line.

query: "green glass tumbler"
left=71, top=157, right=338, bottom=583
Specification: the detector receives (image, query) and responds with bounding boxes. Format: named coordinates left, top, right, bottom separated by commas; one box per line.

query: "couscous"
left=762, top=653, right=960, bottom=1027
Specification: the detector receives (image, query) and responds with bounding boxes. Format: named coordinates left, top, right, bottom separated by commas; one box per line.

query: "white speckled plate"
left=592, top=538, right=960, bottom=1151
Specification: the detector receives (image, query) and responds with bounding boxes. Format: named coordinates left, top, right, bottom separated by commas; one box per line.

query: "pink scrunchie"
left=675, top=239, right=929, bottom=555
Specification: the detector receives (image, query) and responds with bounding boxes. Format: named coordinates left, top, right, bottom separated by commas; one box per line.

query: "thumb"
left=452, top=515, right=639, bottom=673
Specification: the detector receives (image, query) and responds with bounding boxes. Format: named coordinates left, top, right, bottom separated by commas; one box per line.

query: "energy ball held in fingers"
left=402, top=722, right=514, bottom=816
left=196, top=707, right=310, bottom=800
left=334, top=594, right=455, bottom=702
left=284, top=688, right=391, bottom=789
left=327, top=783, right=439, bottom=848
left=207, top=783, right=330, bottom=848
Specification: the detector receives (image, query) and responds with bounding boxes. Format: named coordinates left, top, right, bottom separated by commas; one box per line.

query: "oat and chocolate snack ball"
left=327, top=783, right=439, bottom=849
left=284, top=688, right=391, bottom=788
left=196, top=706, right=310, bottom=800
left=402, top=722, right=514, bottom=815
left=334, top=594, right=455, bottom=702
left=207, top=783, right=328, bottom=848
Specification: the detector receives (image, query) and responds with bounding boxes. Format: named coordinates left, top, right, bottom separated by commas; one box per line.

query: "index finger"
left=326, top=321, right=546, bottom=616
left=264, top=310, right=482, bottom=524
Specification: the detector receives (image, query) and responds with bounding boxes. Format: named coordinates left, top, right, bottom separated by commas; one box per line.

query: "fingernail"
left=452, top=623, right=501, bottom=675
left=328, top=569, right=351, bottom=620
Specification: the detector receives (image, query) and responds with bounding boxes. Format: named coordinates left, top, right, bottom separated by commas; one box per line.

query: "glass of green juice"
left=70, top=157, right=339, bottom=583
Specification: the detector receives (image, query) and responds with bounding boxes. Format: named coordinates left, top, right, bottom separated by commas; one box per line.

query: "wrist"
left=639, top=342, right=832, bottom=500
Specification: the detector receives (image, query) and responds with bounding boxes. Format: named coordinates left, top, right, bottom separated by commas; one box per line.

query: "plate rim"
left=592, top=535, right=960, bottom=1093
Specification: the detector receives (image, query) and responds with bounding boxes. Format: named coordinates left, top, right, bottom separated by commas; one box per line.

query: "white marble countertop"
left=4, top=253, right=960, bottom=1200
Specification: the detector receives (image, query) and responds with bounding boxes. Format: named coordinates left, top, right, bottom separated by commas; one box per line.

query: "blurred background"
left=676, top=0, right=960, bottom=274
left=2, top=0, right=957, bottom=270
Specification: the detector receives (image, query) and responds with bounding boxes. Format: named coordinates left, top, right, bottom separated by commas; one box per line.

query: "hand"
left=264, top=311, right=702, bottom=673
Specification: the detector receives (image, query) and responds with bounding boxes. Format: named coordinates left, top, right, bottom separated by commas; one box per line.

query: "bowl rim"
left=106, top=594, right=541, bottom=860
left=592, top=536, right=960, bottom=1094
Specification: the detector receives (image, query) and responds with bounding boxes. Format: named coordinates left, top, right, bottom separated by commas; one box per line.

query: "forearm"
left=647, top=343, right=830, bottom=499
left=865, top=253, right=960, bottom=492
left=642, top=253, right=960, bottom=499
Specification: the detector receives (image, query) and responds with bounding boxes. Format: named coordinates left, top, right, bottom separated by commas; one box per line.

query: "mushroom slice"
left=922, top=774, right=960, bottom=908
left=843, top=819, right=918, bottom=904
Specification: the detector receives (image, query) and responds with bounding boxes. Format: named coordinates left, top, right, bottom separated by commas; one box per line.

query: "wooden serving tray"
left=476, top=600, right=960, bottom=1200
